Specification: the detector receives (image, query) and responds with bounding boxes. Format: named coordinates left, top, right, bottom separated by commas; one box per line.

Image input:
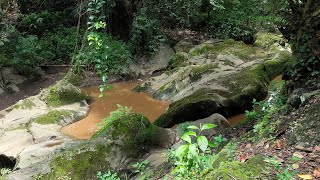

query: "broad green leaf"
left=187, top=125, right=199, bottom=130
left=200, top=124, right=217, bottom=131
left=184, top=131, right=196, bottom=137
left=175, top=144, right=189, bottom=157
left=188, top=144, right=198, bottom=157
left=197, top=136, right=208, bottom=152
left=208, top=141, right=216, bottom=148
left=181, top=134, right=191, bottom=144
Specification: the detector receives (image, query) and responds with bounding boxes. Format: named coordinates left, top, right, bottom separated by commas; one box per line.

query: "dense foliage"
left=0, top=0, right=318, bottom=87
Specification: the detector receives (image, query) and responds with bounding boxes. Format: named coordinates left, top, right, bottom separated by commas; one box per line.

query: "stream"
left=62, top=75, right=283, bottom=140
left=61, top=82, right=170, bottom=139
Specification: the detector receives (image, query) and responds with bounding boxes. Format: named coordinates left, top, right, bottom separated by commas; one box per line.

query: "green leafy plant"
left=171, top=123, right=226, bottom=178
left=132, top=160, right=150, bottom=173
left=17, top=10, right=72, bottom=36
left=129, top=8, right=166, bottom=56
left=85, top=0, right=109, bottom=97
left=39, top=27, right=84, bottom=65
left=97, top=170, right=120, bottom=180
left=264, top=157, right=295, bottom=180
left=76, top=34, right=131, bottom=77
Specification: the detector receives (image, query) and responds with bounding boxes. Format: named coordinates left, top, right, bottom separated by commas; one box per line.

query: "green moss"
left=62, top=71, right=85, bottom=87
left=254, top=32, right=284, bottom=49
left=165, top=52, right=190, bottom=74
left=264, top=51, right=293, bottom=79
left=13, top=99, right=35, bottom=110
left=154, top=88, right=222, bottom=127
left=190, top=63, right=219, bottom=80
left=93, top=113, right=159, bottom=157
left=41, top=143, right=111, bottom=180
left=8, top=123, right=28, bottom=131
left=205, top=156, right=267, bottom=179
left=34, top=110, right=72, bottom=125
left=43, top=82, right=89, bottom=107
left=189, top=39, right=256, bottom=61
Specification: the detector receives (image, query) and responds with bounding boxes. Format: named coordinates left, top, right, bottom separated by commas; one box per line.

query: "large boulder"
left=135, top=36, right=293, bottom=127
left=40, top=81, right=89, bottom=107
left=0, top=68, right=27, bottom=94
left=0, top=85, right=89, bottom=178
left=128, top=44, right=175, bottom=76
left=22, top=113, right=175, bottom=180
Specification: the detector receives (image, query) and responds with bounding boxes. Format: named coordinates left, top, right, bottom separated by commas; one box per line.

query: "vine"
left=86, top=0, right=110, bottom=97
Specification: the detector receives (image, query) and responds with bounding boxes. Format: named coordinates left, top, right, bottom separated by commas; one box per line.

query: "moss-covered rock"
left=40, top=142, right=112, bottom=180
left=166, top=52, right=189, bottom=74
left=13, top=99, right=35, bottom=110
left=41, top=82, right=89, bottom=107
left=189, top=39, right=256, bottom=60
left=93, top=113, right=159, bottom=157
left=39, top=112, right=165, bottom=179
left=174, top=40, right=196, bottom=53
left=154, top=55, right=293, bottom=127
left=33, top=110, right=73, bottom=125
left=62, top=71, right=85, bottom=87
left=254, top=32, right=284, bottom=49
left=205, top=156, right=267, bottom=179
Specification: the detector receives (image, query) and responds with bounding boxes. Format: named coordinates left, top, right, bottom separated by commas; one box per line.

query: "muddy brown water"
left=226, top=75, right=284, bottom=127
left=62, top=75, right=284, bottom=140
left=61, top=82, right=171, bottom=140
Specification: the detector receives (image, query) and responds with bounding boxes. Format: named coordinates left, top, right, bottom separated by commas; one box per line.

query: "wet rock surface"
left=134, top=35, right=292, bottom=127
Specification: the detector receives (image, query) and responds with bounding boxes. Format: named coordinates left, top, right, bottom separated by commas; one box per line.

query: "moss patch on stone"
left=166, top=52, right=189, bottom=74
left=34, top=110, right=72, bottom=125
left=264, top=51, right=293, bottom=79
left=41, top=143, right=111, bottom=180
left=62, top=71, right=85, bottom=87
left=202, top=142, right=267, bottom=179
left=93, top=113, right=159, bottom=157
left=42, top=82, right=89, bottom=107
left=190, top=63, right=219, bottom=80
left=189, top=39, right=256, bottom=60
left=205, top=156, right=267, bottom=179
left=154, top=88, right=223, bottom=127
left=254, top=32, right=284, bottom=49
left=13, top=99, right=35, bottom=110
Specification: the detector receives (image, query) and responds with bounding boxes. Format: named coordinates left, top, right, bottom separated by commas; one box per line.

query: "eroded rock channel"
left=61, top=82, right=170, bottom=139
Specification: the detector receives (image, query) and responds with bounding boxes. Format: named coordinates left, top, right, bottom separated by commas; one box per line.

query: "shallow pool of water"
left=61, top=82, right=170, bottom=140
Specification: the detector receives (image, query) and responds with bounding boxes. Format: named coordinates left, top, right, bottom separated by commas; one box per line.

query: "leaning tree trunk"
left=281, top=0, right=320, bottom=81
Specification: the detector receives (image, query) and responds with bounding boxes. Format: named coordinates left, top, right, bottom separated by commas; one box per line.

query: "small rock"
left=292, top=163, right=299, bottom=169
left=293, top=152, right=304, bottom=159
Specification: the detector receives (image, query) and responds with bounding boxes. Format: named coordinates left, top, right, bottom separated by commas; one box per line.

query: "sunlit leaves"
left=197, top=136, right=208, bottom=152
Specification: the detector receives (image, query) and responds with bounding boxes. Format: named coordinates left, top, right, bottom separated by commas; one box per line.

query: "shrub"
left=170, top=124, right=226, bottom=178
left=17, top=10, right=73, bottom=35
left=11, top=35, right=50, bottom=77
left=129, top=8, right=166, bottom=55
left=76, top=33, right=131, bottom=75
left=39, top=27, right=84, bottom=65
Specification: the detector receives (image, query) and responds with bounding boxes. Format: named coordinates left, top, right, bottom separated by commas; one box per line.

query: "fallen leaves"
left=313, top=167, right=320, bottom=178
left=293, top=152, right=304, bottom=159
left=240, top=155, right=247, bottom=162
left=275, top=140, right=282, bottom=150
left=297, top=174, right=313, bottom=179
